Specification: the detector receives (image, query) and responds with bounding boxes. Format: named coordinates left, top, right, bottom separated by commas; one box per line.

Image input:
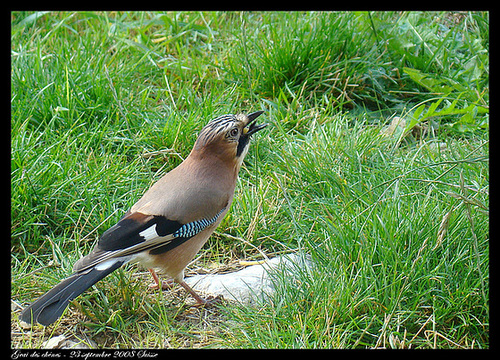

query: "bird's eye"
left=229, top=127, right=239, bottom=138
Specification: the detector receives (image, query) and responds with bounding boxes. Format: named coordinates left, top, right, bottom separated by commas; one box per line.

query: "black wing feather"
left=98, top=212, right=183, bottom=252
left=148, top=236, right=191, bottom=255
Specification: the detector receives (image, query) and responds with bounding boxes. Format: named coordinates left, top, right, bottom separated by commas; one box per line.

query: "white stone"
left=42, top=334, right=93, bottom=349
left=184, top=253, right=312, bottom=305
left=42, top=335, right=66, bottom=349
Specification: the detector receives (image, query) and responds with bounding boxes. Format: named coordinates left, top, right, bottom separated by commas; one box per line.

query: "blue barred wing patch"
left=173, top=208, right=225, bottom=239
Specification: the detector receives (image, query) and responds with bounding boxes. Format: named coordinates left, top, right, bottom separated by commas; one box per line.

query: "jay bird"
left=21, top=111, right=268, bottom=326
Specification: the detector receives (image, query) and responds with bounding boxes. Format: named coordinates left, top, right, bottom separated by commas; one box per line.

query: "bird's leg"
left=148, top=269, right=222, bottom=306
left=176, top=279, right=224, bottom=307
left=175, top=280, right=208, bottom=306
left=148, top=268, right=174, bottom=290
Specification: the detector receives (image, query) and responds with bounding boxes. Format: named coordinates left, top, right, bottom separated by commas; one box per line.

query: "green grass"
left=11, top=11, right=488, bottom=348
left=221, top=121, right=488, bottom=348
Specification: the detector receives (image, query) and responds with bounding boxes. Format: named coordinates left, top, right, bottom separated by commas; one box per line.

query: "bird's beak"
left=244, top=111, right=268, bottom=136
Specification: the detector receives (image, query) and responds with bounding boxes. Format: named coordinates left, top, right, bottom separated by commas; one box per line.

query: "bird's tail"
left=20, top=260, right=123, bottom=326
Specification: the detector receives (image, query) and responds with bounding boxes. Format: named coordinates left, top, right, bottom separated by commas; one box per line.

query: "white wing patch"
left=139, top=224, right=159, bottom=241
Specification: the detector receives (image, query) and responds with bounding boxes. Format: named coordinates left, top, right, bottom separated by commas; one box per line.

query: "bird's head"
left=192, top=111, right=268, bottom=166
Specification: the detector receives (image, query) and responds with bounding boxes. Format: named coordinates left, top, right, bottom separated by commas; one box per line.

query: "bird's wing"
left=73, top=206, right=226, bottom=272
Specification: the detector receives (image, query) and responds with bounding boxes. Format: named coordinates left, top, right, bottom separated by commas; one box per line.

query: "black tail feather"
left=21, top=261, right=123, bottom=326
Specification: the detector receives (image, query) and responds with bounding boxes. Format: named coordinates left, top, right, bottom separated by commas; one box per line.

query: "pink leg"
left=148, top=269, right=221, bottom=306
left=176, top=280, right=208, bottom=306
left=148, top=268, right=174, bottom=290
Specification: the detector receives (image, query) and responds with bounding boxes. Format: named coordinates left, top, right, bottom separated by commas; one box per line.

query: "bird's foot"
left=192, top=294, right=224, bottom=307
left=148, top=269, right=175, bottom=290
left=148, top=279, right=175, bottom=290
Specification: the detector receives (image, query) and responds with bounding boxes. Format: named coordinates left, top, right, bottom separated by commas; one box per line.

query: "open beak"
left=245, top=111, right=268, bottom=136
